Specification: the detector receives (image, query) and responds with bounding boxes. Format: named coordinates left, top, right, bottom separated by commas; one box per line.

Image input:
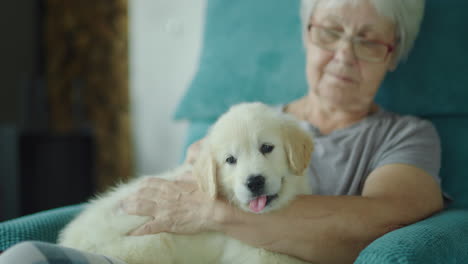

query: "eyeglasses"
left=307, top=23, right=395, bottom=63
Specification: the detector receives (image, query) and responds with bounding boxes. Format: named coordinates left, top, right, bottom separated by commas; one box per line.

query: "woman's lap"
left=0, top=241, right=127, bottom=264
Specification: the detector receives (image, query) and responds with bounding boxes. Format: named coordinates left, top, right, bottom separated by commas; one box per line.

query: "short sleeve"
left=372, top=117, right=441, bottom=183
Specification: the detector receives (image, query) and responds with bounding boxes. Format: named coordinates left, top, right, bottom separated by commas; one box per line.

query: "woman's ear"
left=282, top=121, right=314, bottom=176
left=193, top=145, right=218, bottom=199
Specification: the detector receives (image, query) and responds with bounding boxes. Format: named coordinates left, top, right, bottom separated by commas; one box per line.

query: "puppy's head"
left=193, top=103, right=313, bottom=213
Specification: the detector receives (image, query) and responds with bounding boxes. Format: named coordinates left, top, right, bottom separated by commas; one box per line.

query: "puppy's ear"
left=282, top=121, right=314, bottom=176
left=193, top=146, right=218, bottom=199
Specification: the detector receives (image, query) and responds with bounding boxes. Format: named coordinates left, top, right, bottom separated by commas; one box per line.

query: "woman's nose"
left=333, top=39, right=358, bottom=65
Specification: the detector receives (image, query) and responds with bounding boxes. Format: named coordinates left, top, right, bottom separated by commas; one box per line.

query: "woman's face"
left=305, top=0, right=396, bottom=112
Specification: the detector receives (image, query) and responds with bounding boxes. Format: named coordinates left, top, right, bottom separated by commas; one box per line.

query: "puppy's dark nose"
left=246, top=175, right=265, bottom=195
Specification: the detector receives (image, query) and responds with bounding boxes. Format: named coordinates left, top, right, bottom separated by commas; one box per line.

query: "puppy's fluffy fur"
left=59, top=102, right=314, bottom=264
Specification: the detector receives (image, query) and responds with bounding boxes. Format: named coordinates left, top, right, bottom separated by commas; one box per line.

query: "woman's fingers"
left=133, top=186, right=169, bottom=200
left=185, top=139, right=203, bottom=164
left=121, top=179, right=196, bottom=216
left=120, top=177, right=213, bottom=236
left=128, top=220, right=166, bottom=236
left=120, top=198, right=158, bottom=216
left=176, top=171, right=195, bottom=181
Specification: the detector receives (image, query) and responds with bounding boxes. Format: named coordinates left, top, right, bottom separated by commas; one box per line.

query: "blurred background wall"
left=0, top=0, right=206, bottom=221
left=130, top=0, right=205, bottom=176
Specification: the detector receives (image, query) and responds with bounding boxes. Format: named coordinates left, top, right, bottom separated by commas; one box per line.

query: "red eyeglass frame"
left=307, top=23, right=396, bottom=58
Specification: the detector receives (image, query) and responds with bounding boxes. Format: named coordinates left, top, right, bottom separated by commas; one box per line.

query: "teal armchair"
left=0, top=204, right=83, bottom=251
left=1, top=0, right=467, bottom=263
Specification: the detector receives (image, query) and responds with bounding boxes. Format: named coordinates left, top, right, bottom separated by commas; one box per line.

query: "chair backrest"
left=175, top=0, right=468, bottom=208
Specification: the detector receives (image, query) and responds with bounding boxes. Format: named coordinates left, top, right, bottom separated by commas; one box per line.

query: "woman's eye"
left=321, top=28, right=341, bottom=41
left=360, top=39, right=380, bottom=47
left=260, top=144, right=275, bottom=154
left=326, top=28, right=341, bottom=37
left=226, top=156, right=237, bottom=165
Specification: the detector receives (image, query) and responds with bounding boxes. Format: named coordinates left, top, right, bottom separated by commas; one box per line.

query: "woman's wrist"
left=205, top=199, right=237, bottom=232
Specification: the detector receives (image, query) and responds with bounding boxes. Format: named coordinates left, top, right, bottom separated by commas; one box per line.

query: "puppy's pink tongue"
left=249, top=195, right=267, bottom=213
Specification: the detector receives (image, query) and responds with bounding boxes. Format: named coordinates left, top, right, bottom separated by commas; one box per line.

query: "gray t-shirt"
left=284, top=107, right=442, bottom=196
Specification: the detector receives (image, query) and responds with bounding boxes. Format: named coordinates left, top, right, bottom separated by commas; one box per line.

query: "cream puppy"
left=59, top=102, right=314, bottom=264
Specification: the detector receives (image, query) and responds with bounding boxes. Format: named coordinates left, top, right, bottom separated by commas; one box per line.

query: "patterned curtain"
left=45, top=0, right=133, bottom=191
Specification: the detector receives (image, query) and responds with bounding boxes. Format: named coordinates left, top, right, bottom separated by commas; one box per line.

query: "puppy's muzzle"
left=246, top=174, right=279, bottom=213
left=246, top=175, right=265, bottom=196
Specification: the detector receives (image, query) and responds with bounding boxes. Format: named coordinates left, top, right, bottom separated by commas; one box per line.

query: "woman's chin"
left=319, top=93, right=370, bottom=112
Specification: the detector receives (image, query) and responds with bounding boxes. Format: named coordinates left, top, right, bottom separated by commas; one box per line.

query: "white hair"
left=300, top=0, right=425, bottom=65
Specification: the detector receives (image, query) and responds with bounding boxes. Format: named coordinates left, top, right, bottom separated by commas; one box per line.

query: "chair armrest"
left=355, top=209, right=468, bottom=264
left=0, top=204, right=84, bottom=251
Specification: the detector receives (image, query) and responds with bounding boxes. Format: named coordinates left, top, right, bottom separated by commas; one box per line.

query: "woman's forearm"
left=211, top=195, right=435, bottom=264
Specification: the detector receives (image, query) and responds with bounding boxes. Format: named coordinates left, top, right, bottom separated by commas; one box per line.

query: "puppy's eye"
left=226, top=156, right=237, bottom=165
left=260, top=144, right=275, bottom=154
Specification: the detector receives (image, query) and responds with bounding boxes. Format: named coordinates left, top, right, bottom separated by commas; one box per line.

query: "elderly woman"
left=0, top=0, right=443, bottom=263
left=117, top=0, right=443, bottom=263
left=121, top=0, right=443, bottom=263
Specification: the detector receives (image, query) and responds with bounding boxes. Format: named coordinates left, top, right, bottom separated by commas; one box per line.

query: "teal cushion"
left=0, top=204, right=84, bottom=251
left=376, top=1, right=468, bottom=115
left=175, top=0, right=306, bottom=121
left=356, top=209, right=468, bottom=263
left=175, top=0, right=468, bottom=120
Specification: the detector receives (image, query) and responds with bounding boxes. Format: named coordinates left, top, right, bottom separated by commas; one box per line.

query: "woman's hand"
left=120, top=175, right=219, bottom=236
left=184, top=139, right=203, bottom=165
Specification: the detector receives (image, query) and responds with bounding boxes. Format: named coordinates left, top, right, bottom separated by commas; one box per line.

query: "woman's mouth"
left=329, top=73, right=356, bottom=83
